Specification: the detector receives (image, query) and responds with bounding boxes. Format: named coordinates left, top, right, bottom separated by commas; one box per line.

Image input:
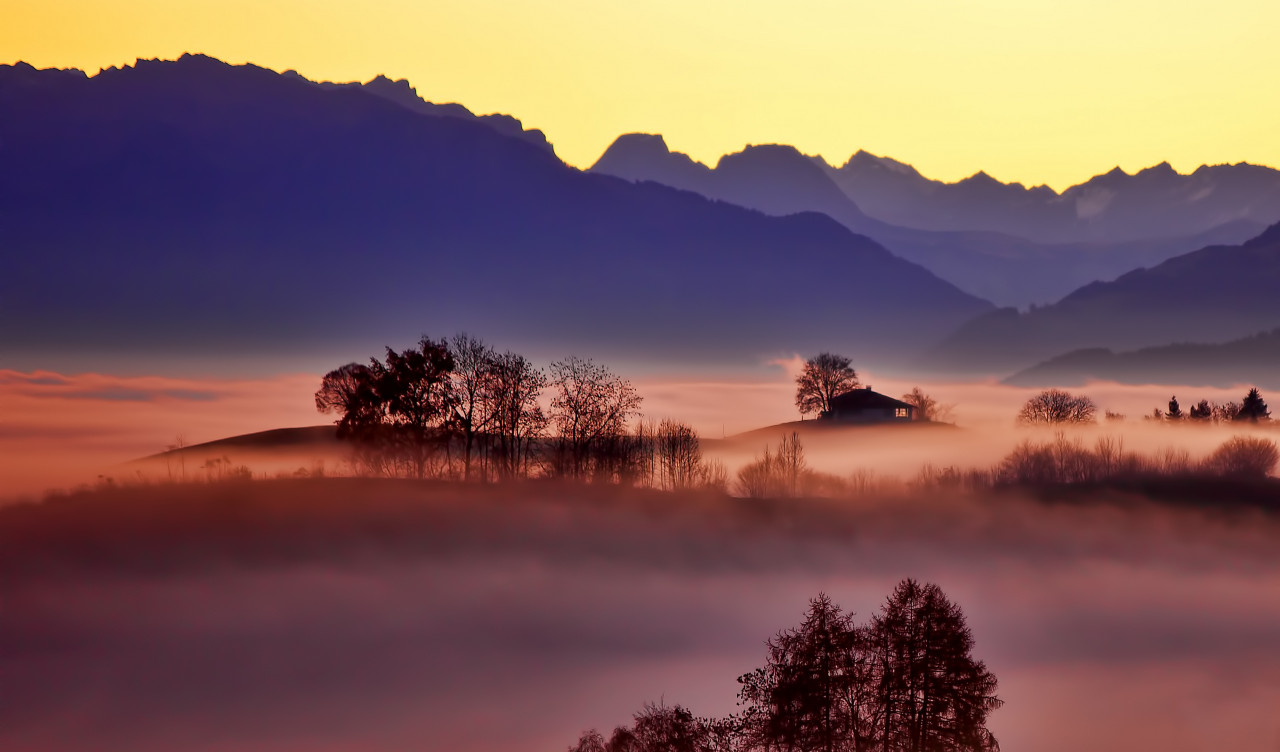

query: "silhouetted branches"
left=1016, top=389, right=1096, bottom=425
left=795, top=353, right=860, bottom=418
left=574, top=583, right=1001, bottom=752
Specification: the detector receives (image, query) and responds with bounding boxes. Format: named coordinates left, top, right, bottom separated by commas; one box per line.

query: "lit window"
left=896, top=408, right=908, bottom=417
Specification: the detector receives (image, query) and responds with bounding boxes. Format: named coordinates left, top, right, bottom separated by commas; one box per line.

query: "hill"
left=1003, top=328, right=1280, bottom=388
left=926, top=223, right=1280, bottom=374
left=0, top=56, right=989, bottom=372
left=592, top=135, right=1264, bottom=306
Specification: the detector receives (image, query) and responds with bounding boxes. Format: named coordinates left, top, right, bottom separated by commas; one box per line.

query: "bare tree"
left=549, top=357, right=643, bottom=481
left=901, top=387, right=953, bottom=423
left=1016, top=389, right=1096, bottom=425
left=488, top=351, right=548, bottom=481
left=655, top=419, right=703, bottom=491
left=448, top=333, right=499, bottom=481
left=735, top=433, right=806, bottom=498
left=795, top=353, right=860, bottom=418
left=776, top=431, right=806, bottom=497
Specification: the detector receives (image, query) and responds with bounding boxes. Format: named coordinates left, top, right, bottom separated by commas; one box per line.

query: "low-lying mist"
left=3, top=479, right=1278, bottom=752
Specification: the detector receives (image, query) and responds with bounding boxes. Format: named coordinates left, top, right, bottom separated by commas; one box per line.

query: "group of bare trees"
left=317, top=335, right=645, bottom=482
left=736, top=432, right=807, bottom=498
left=570, top=582, right=1001, bottom=752
left=316, top=334, right=730, bottom=487
left=993, top=433, right=1280, bottom=485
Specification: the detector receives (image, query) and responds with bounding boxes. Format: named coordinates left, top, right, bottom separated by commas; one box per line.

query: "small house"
left=824, top=386, right=915, bottom=423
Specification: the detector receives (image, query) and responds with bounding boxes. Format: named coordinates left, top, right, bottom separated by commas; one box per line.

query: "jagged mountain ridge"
left=0, top=55, right=990, bottom=370
left=591, top=135, right=1267, bottom=307
left=824, top=151, right=1280, bottom=244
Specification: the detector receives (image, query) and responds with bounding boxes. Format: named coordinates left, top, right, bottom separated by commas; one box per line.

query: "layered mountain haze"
left=927, top=222, right=1280, bottom=375
left=592, top=135, right=1276, bottom=306
left=1004, top=328, right=1280, bottom=389
left=0, top=55, right=990, bottom=372
left=823, top=152, right=1280, bottom=245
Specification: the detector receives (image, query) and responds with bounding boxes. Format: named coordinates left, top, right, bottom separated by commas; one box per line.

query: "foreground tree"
left=579, top=583, right=999, bottom=752
left=738, top=593, right=862, bottom=752
left=796, top=353, right=860, bottom=418
left=867, top=580, right=1002, bottom=752
left=1016, top=389, right=1096, bottom=425
left=569, top=702, right=727, bottom=752
left=735, top=583, right=1000, bottom=752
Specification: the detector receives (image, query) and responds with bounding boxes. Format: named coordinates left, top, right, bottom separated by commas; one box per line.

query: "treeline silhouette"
left=569, top=580, right=1001, bottom=752
left=316, top=334, right=727, bottom=489
left=1016, top=387, right=1273, bottom=425
left=1146, top=388, right=1271, bottom=424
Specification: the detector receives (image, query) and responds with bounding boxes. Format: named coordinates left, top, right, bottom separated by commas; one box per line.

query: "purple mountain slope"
left=0, top=56, right=991, bottom=371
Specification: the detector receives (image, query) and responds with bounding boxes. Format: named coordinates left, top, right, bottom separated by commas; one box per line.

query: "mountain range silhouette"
left=0, top=55, right=989, bottom=370
left=593, top=135, right=1276, bottom=306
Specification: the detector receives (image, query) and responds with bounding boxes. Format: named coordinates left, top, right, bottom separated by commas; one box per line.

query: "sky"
left=6, top=0, right=1280, bottom=191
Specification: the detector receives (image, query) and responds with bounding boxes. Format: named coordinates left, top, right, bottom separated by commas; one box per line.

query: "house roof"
left=829, top=387, right=914, bottom=412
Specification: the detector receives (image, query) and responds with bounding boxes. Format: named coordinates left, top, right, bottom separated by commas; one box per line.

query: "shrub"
left=1202, top=436, right=1280, bottom=478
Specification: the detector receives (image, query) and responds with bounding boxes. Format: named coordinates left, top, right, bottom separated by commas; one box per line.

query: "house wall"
left=828, top=407, right=913, bottom=423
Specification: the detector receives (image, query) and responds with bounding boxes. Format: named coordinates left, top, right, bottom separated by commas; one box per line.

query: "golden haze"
left=5, top=0, right=1279, bottom=190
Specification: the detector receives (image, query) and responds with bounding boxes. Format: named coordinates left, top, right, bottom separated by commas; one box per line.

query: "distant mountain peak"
left=718, top=143, right=807, bottom=166
left=1132, top=161, right=1181, bottom=182
left=839, top=150, right=924, bottom=178
left=606, top=132, right=677, bottom=159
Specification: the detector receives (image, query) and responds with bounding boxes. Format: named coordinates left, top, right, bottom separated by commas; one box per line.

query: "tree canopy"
left=1016, top=389, right=1096, bottom=425
left=795, top=353, right=860, bottom=418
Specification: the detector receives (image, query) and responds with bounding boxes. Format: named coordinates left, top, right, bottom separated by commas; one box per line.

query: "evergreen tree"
left=1237, top=388, right=1271, bottom=423
left=1166, top=396, right=1183, bottom=421
left=738, top=593, right=860, bottom=752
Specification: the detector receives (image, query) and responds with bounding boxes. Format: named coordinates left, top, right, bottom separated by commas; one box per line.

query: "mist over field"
left=3, top=364, right=1275, bottom=499
left=7, top=15, right=1280, bottom=752
left=3, top=478, right=1278, bottom=752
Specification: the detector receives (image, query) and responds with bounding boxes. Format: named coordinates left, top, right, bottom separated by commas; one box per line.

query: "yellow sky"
left=6, top=0, right=1279, bottom=190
